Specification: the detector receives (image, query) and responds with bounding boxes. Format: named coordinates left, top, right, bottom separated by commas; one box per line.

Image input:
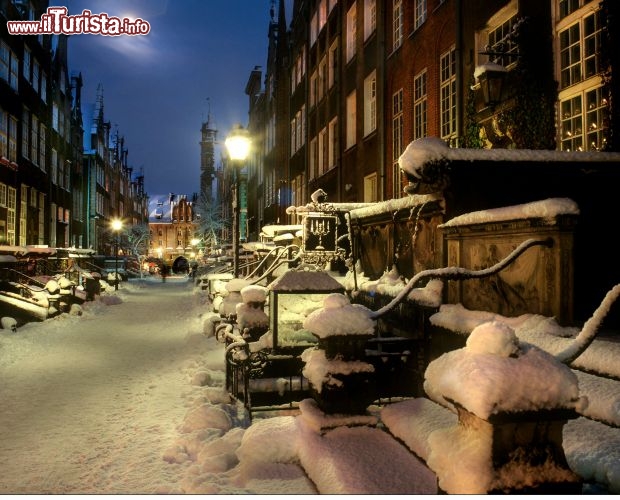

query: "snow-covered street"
left=1, top=274, right=618, bottom=494
left=0, top=277, right=221, bottom=494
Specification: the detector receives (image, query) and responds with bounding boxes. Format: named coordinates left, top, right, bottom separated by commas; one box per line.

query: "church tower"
left=199, top=102, right=217, bottom=200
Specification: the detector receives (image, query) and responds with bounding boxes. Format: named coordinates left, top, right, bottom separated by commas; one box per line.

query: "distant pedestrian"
left=161, top=265, right=168, bottom=282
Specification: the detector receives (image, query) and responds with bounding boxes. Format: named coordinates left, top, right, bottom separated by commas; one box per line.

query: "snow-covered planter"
left=302, top=293, right=377, bottom=414
left=424, top=321, right=584, bottom=494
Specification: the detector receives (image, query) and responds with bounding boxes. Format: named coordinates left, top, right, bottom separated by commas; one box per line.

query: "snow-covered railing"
left=369, top=237, right=553, bottom=320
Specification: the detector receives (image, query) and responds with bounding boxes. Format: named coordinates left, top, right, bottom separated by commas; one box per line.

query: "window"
left=560, top=86, right=607, bottom=151
left=364, top=173, right=377, bottom=202
left=51, top=149, right=58, bottom=185
left=290, top=118, right=296, bottom=156
left=7, top=186, right=16, bottom=245
left=318, top=0, right=327, bottom=32
left=297, top=106, right=305, bottom=149
left=9, top=47, right=18, bottom=91
left=32, top=59, right=39, bottom=94
left=440, top=47, right=457, bottom=140
left=291, top=47, right=306, bottom=91
left=318, top=127, right=327, bottom=176
left=0, top=41, right=18, bottom=90
left=291, top=173, right=305, bottom=207
left=58, top=155, right=65, bottom=189
left=310, top=70, right=318, bottom=107
left=346, top=4, right=357, bottom=63
left=364, top=0, right=376, bottom=41
left=558, top=0, right=588, bottom=20
left=0, top=41, right=8, bottom=83
left=485, top=15, right=518, bottom=67
left=392, top=89, right=404, bottom=198
left=318, top=55, right=327, bottom=101
left=0, top=183, right=6, bottom=206
left=328, top=117, right=338, bottom=169
left=310, top=11, right=318, bottom=46
left=393, top=0, right=403, bottom=51
left=22, top=108, right=29, bottom=159
left=0, top=108, right=7, bottom=158
left=23, top=46, right=31, bottom=82
left=328, top=40, right=338, bottom=89
left=30, top=114, right=38, bottom=163
left=346, top=91, right=356, bottom=149
left=8, top=115, right=17, bottom=162
left=38, top=192, right=45, bottom=244
left=559, top=10, right=602, bottom=89
left=392, top=89, right=404, bottom=162
left=414, top=70, right=427, bottom=140
left=40, top=71, right=47, bottom=102
left=414, top=0, right=427, bottom=31
left=39, top=123, right=46, bottom=170
left=364, top=70, right=377, bottom=136
left=557, top=5, right=605, bottom=151
left=52, top=103, right=59, bottom=131
left=309, top=136, right=317, bottom=180
left=20, top=185, right=27, bottom=246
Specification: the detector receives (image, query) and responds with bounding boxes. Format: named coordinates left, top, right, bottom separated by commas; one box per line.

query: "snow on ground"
left=0, top=274, right=616, bottom=494
left=0, top=276, right=437, bottom=495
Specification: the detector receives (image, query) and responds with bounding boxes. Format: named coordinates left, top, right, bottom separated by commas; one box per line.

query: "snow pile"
left=424, top=321, right=584, bottom=419
left=303, top=293, right=375, bottom=338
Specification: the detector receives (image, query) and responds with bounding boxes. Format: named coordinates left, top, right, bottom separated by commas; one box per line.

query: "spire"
left=95, top=83, right=104, bottom=124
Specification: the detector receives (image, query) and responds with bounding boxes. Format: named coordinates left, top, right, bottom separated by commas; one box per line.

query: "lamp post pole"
left=225, top=124, right=251, bottom=279
left=111, top=218, right=123, bottom=290
left=232, top=168, right=240, bottom=277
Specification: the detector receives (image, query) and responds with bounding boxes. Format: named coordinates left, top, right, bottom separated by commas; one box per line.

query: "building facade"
left=240, top=0, right=618, bottom=232
left=0, top=0, right=148, bottom=258
left=147, top=193, right=198, bottom=269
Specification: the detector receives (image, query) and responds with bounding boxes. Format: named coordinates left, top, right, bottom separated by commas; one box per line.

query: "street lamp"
left=111, top=218, right=123, bottom=290
left=225, top=124, right=251, bottom=278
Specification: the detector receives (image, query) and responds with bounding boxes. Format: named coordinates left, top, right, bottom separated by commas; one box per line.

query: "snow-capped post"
left=219, top=278, right=250, bottom=319
left=301, top=293, right=377, bottom=415
left=423, top=321, right=584, bottom=494
left=235, top=284, right=269, bottom=342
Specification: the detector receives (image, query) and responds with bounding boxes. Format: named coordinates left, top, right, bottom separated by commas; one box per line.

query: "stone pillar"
left=424, top=320, right=583, bottom=494
left=301, top=293, right=377, bottom=415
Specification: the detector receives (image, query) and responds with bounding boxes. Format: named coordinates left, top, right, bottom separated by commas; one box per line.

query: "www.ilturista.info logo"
left=7, top=6, right=150, bottom=36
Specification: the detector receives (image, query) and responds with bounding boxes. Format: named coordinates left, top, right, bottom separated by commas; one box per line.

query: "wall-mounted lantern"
left=474, top=62, right=508, bottom=108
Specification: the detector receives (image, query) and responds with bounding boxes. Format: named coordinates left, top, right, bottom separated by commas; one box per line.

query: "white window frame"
left=414, top=70, right=427, bottom=140
left=414, top=0, right=427, bottom=31
left=393, top=0, right=403, bottom=51
left=364, top=70, right=377, bottom=136
left=364, top=0, right=376, bottom=41
left=440, top=46, right=457, bottom=140
left=364, top=173, right=377, bottom=202
left=346, top=4, right=357, bottom=63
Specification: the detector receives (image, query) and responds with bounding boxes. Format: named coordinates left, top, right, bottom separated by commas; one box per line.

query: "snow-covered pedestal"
left=423, top=321, right=583, bottom=494
left=302, top=294, right=377, bottom=415
left=235, top=284, right=269, bottom=342
left=219, top=278, right=250, bottom=318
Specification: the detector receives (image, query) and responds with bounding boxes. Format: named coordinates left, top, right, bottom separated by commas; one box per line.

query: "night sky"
left=62, top=0, right=284, bottom=197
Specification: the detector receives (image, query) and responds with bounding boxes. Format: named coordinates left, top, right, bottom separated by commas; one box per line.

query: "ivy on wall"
left=463, top=16, right=558, bottom=150
left=498, top=16, right=558, bottom=150
left=463, top=76, right=484, bottom=149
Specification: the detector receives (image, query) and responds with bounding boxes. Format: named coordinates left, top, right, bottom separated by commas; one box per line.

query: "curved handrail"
left=369, top=237, right=554, bottom=320
left=555, top=283, right=620, bottom=364
left=244, top=245, right=288, bottom=279
left=246, top=245, right=302, bottom=285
